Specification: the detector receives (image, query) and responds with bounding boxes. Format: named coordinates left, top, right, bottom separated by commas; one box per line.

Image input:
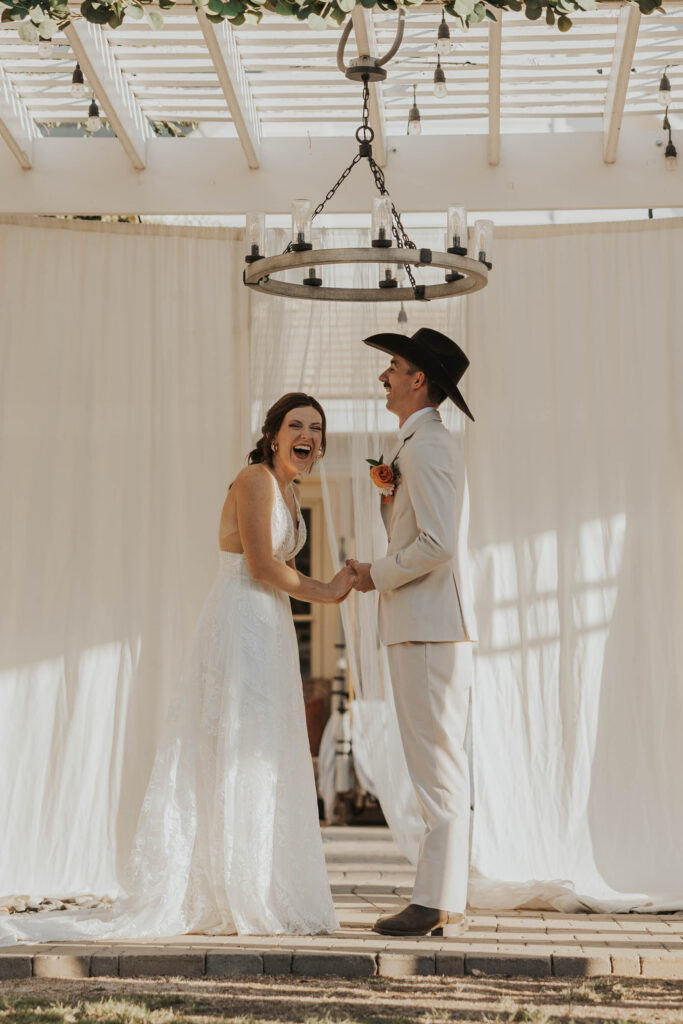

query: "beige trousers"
left=386, top=640, right=473, bottom=914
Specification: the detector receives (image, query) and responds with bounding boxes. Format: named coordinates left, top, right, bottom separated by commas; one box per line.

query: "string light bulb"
left=71, top=63, right=85, bottom=99
left=658, top=70, right=672, bottom=107
left=87, top=98, right=102, bottom=133
left=397, top=302, right=409, bottom=334
left=663, top=110, right=677, bottom=170
left=407, top=84, right=421, bottom=136
left=436, top=10, right=452, bottom=57
left=665, top=138, right=678, bottom=170
left=433, top=57, right=447, bottom=98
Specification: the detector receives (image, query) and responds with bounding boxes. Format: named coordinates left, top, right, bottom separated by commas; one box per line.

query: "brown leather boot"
left=372, top=903, right=466, bottom=937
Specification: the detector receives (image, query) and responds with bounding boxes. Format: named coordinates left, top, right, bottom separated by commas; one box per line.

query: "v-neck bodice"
left=268, top=471, right=307, bottom=563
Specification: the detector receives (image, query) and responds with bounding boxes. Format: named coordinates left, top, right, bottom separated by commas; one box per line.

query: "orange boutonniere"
left=367, top=454, right=401, bottom=504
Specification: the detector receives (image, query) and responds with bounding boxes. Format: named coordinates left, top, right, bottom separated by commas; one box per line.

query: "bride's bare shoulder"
left=232, top=464, right=274, bottom=498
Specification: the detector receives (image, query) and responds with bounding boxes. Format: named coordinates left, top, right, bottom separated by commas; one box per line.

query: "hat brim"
left=363, top=332, right=475, bottom=422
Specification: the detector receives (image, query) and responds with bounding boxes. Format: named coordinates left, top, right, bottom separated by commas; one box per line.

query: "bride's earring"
left=271, top=441, right=278, bottom=452
left=317, top=449, right=323, bottom=458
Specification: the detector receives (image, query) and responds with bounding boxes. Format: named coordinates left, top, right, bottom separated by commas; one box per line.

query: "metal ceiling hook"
left=336, top=7, right=406, bottom=83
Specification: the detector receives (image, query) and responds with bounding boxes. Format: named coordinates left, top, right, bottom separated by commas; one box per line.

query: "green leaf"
left=37, top=15, right=58, bottom=34
left=158, top=0, right=176, bottom=9
left=545, top=5, right=555, bottom=23
left=338, top=0, right=355, bottom=10
left=126, top=3, right=144, bottom=17
left=229, top=10, right=245, bottom=21
left=204, top=11, right=224, bottom=19
left=329, top=5, right=345, bottom=21
left=557, top=12, right=572, bottom=29
left=146, top=6, right=163, bottom=26
left=17, top=18, right=38, bottom=38
left=81, top=0, right=113, bottom=22
left=221, top=0, right=243, bottom=14
left=524, top=3, right=542, bottom=18
left=306, top=9, right=326, bottom=24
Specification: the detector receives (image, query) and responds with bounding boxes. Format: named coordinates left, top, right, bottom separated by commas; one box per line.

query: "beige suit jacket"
left=369, top=408, right=477, bottom=646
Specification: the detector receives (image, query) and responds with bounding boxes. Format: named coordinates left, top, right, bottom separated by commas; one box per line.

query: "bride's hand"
left=329, top=565, right=356, bottom=603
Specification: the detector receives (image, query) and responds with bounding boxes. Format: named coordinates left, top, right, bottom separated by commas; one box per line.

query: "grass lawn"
left=2, top=975, right=683, bottom=1024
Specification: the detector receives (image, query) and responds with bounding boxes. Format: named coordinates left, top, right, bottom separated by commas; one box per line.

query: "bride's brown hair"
left=247, top=393, right=327, bottom=468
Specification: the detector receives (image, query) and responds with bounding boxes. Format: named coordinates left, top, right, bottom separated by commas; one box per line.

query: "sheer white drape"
left=0, top=218, right=248, bottom=900
left=466, top=219, right=683, bottom=911
left=2, top=215, right=682, bottom=916
left=252, top=219, right=683, bottom=912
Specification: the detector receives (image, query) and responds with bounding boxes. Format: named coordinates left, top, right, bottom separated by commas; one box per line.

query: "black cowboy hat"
left=363, top=327, right=474, bottom=422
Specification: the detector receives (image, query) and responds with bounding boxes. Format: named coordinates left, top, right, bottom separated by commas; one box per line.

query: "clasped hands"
left=330, top=559, right=376, bottom=602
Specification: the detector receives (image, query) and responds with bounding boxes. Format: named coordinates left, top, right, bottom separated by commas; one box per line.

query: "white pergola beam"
left=0, top=63, right=38, bottom=170
left=488, top=9, right=502, bottom=167
left=350, top=6, right=387, bottom=168
left=1, top=133, right=681, bottom=214
left=196, top=9, right=261, bottom=170
left=603, top=5, right=641, bottom=164
left=65, top=20, right=151, bottom=171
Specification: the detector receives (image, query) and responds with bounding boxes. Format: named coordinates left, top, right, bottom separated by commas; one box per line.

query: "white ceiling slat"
left=0, top=61, right=38, bottom=168
left=488, top=8, right=502, bottom=167
left=350, top=6, right=387, bottom=168
left=603, top=4, right=641, bottom=164
left=64, top=20, right=151, bottom=169
left=196, top=8, right=261, bottom=169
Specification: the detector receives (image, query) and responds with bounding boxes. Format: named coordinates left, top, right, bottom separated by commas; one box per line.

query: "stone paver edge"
left=2, top=948, right=683, bottom=980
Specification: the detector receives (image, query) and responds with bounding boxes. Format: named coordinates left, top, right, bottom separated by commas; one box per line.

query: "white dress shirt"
left=397, top=406, right=435, bottom=442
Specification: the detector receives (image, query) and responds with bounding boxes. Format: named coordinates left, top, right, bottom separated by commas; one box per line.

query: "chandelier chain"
left=284, top=78, right=421, bottom=297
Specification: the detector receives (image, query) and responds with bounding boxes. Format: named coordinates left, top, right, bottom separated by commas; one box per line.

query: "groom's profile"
left=348, top=326, right=476, bottom=938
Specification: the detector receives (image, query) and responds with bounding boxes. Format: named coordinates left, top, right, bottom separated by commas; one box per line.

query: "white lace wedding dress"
left=0, top=472, right=338, bottom=944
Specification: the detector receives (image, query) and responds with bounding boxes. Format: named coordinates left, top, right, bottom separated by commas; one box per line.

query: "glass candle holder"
left=371, top=197, right=393, bottom=248
left=471, top=219, right=494, bottom=266
left=378, top=264, right=397, bottom=289
left=447, top=206, right=467, bottom=253
left=303, top=267, right=322, bottom=287
left=291, top=200, right=313, bottom=251
left=245, top=212, right=265, bottom=263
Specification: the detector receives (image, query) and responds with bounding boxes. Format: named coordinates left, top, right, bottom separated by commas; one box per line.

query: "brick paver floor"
left=2, top=826, right=682, bottom=981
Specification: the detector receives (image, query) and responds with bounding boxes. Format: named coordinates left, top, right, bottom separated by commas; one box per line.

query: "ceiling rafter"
left=0, top=61, right=38, bottom=168
left=603, top=4, right=641, bottom=164
left=350, top=6, right=387, bottom=169
left=64, top=19, right=151, bottom=170
left=196, top=9, right=261, bottom=170
left=488, top=8, right=502, bottom=166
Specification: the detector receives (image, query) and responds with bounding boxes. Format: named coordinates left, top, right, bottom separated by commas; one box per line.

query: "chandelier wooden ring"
left=243, top=247, right=488, bottom=303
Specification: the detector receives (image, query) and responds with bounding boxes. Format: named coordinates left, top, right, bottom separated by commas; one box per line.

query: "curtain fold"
left=1, top=216, right=682, bottom=914
left=0, top=220, right=247, bottom=898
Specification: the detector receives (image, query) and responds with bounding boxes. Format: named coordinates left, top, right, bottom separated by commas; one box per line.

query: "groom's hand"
left=346, top=559, right=375, bottom=593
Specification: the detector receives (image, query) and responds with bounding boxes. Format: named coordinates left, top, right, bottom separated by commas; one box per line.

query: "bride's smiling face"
left=273, top=406, right=323, bottom=476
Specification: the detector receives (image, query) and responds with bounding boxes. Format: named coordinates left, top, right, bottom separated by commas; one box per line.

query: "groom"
left=348, top=327, right=476, bottom=938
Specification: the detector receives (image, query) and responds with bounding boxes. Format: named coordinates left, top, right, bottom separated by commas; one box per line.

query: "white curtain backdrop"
left=465, top=219, right=683, bottom=912
left=0, top=217, right=248, bottom=900
left=250, top=219, right=683, bottom=913
left=1, top=215, right=682, bottom=915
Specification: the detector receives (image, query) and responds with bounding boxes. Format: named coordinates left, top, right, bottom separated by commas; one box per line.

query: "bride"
left=0, top=393, right=355, bottom=944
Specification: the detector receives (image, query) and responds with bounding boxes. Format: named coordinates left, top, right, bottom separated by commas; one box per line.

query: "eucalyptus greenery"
left=0, top=0, right=664, bottom=43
